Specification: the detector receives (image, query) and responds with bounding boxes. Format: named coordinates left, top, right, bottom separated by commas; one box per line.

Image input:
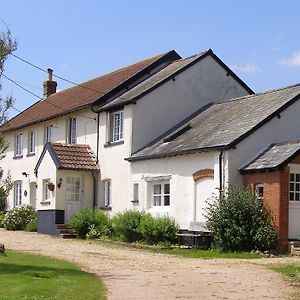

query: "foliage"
left=0, top=251, right=106, bottom=300
left=0, top=211, right=4, bottom=228
left=2, top=205, right=36, bottom=231
left=269, top=264, right=300, bottom=281
left=139, top=214, right=179, bottom=245
left=25, top=213, right=37, bottom=232
left=70, top=208, right=111, bottom=239
left=205, top=185, right=279, bottom=251
left=111, top=210, right=145, bottom=242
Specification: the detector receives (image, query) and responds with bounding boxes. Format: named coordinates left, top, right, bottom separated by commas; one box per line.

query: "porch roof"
left=240, top=141, right=300, bottom=173
left=35, top=143, right=99, bottom=174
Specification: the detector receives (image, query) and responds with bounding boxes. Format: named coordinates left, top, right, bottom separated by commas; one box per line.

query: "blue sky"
left=1, top=0, right=300, bottom=117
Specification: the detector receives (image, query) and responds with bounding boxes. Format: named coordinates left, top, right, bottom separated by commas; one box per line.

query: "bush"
left=111, top=210, right=145, bottom=242
left=205, top=185, right=278, bottom=251
left=0, top=187, right=7, bottom=212
left=139, top=214, right=179, bottom=245
left=70, top=208, right=111, bottom=239
left=25, top=214, right=37, bottom=232
left=0, top=211, right=5, bottom=228
left=3, top=205, right=36, bottom=231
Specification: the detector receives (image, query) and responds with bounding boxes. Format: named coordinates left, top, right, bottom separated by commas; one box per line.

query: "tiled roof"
left=35, top=143, right=99, bottom=173
left=2, top=51, right=178, bottom=132
left=241, top=141, right=300, bottom=173
left=128, top=84, right=300, bottom=161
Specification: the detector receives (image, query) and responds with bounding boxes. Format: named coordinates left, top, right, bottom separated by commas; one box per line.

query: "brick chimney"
left=43, top=68, right=57, bottom=98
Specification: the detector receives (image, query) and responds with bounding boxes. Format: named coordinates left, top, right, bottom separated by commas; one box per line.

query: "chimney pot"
left=43, top=68, right=57, bottom=98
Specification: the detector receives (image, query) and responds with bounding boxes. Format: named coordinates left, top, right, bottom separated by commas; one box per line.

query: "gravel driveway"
left=0, top=229, right=299, bottom=299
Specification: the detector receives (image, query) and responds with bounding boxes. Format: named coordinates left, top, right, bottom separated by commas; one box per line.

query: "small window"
left=255, top=184, right=264, bottom=200
left=43, top=179, right=50, bottom=201
left=44, top=125, right=53, bottom=144
left=15, top=133, right=23, bottom=157
left=66, top=177, right=81, bottom=202
left=14, top=181, right=22, bottom=207
left=67, top=118, right=77, bottom=144
left=290, top=173, right=300, bottom=201
left=110, top=111, right=124, bottom=142
left=133, top=183, right=139, bottom=202
left=103, top=180, right=111, bottom=207
left=28, top=131, right=36, bottom=154
left=151, top=182, right=170, bottom=207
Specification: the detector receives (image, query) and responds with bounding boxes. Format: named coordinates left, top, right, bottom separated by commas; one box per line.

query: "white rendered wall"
left=131, top=55, right=250, bottom=153
left=130, top=151, right=221, bottom=229
left=228, top=99, right=300, bottom=186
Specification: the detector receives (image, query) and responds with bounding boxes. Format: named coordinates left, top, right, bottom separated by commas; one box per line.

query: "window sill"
left=40, top=201, right=50, bottom=205
left=13, top=155, right=23, bottom=159
left=27, top=153, right=36, bottom=157
left=100, top=206, right=112, bottom=211
left=104, top=140, right=124, bottom=148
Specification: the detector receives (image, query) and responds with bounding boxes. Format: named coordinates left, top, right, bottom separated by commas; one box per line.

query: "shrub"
left=205, top=185, right=278, bottom=251
left=3, top=205, right=36, bottom=231
left=25, top=213, right=37, bottom=232
left=70, top=208, right=111, bottom=239
left=0, top=211, right=5, bottom=228
left=139, top=214, right=179, bottom=245
left=111, top=210, right=145, bottom=242
left=0, top=187, right=7, bottom=212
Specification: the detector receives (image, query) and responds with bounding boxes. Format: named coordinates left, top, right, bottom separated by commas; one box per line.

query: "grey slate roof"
left=241, top=141, right=300, bottom=173
left=128, top=84, right=300, bottom=161
left=96, top=51, right=211, bottom=111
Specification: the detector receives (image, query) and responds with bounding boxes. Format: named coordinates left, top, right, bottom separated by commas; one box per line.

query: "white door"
left=288, top=172, right=300, bottom=239
left=29, top=182, right=37, bottom=209
left=195, top=177, right=215, bottom=223
left=65, top=177, right=81, bottom=224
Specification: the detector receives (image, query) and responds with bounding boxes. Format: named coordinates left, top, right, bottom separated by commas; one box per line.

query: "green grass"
left=155, top=248, right=262, bottom=259
left=269, top=264, right=300, bottom=281
left=0, top=251, right=106, bottom=300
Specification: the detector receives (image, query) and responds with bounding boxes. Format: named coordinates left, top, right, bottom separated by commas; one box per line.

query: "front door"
left=195, top=177, right=215, bottom=223
left=29, top=182, right=37, bottom=209
left=65, top=176, right=81, bottom=224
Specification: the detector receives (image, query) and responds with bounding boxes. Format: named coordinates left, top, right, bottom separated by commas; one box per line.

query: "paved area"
left=0, top=229, right=299, bottom=299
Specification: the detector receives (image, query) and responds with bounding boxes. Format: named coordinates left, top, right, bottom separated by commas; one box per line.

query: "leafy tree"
left=205, top=185, right=278, bottom=251
left=0, top=28, right=17, bottom=211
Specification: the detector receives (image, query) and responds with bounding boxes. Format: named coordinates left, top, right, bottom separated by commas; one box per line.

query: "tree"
left=0, top=28, right=17, bottom=211
left=205, top=185, right=278, bottom=251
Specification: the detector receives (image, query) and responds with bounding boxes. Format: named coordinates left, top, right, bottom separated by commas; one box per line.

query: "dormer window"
left=15, top=133, right=23, bottom=157
left=45, top=125, right=53, bottom=144
left=111, top=111, right=123, bottom=142
left=67, top=118, right=77, bottom=144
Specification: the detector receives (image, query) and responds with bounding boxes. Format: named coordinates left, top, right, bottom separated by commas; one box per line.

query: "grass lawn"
left=269, top=264, right=300, bottom=281
left=0, top=251, right=106, bottom=300
left=155, top=248, right=262, bottom=259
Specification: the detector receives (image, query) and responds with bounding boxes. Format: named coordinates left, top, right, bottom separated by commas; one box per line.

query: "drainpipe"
left=219, top=151, right=224, bottom=194
left=92, top=171, right=98, bottom=209
left=96, top=112, right=100, bottom=163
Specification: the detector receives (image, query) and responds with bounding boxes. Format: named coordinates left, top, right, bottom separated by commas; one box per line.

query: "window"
left=152, top=182, right=170, bottom=207
left=44, top=125, right=53, bottom=144
left=66, top=177, right=81, bottom=202
left=290, top=173, right=300, bottom=201
left=28, top=131, right=36, bottom=154
left=15, top=133, right=23, bottom=157
left=133, top=183, right=139, bottom=202
left=67, top=118, right=77, bottom=144
left=14, top=181, right=22, bottom=207
left=43, top=179, right=50, bottom=202
left=255, top=184, right=264, bottom=200
left=103, top=180, right=111, bottom=207
left=111, top=111, right=124, bottom=142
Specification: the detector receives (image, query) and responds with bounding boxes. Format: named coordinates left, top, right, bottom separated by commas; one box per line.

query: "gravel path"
left=0, top=229, right=299, bottom=300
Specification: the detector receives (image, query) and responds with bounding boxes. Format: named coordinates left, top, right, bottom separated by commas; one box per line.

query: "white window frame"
left=15, top=133, right=23, bottom=157
left=255, top=184, right=264, bottom=200
left=67, top=118, right=77, bottom=144
left=66, top=177, right=81, bottom=203
left=289, top=173, right=300, bottom=201
left=44, top=125, right=53, bottom=144
left=111, top=111, right=124, bottom=142
left=43, top=179, right=50, bottom=202
left=151, top=181, right=170, bottom=207
left=14, top=180, right=22, bottom=207
left=133, top=183, right=139, bottom=202
left=103, top=180, right=111, bottom=207
left=28, top=130, right=36, bottom=155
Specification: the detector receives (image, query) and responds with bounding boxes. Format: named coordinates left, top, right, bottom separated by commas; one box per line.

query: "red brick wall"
left=243, top=168, right=289, bottom=252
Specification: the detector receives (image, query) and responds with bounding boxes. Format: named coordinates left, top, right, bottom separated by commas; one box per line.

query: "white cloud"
left=279, top=52, right=300, bottom=66
left=231, top=63, right=261, bottom=74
